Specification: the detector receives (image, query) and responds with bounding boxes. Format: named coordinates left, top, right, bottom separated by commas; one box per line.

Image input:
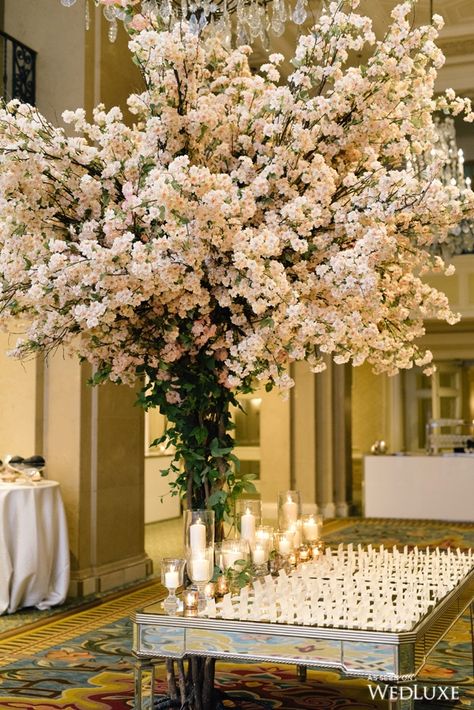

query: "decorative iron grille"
left=0, top=30, right=36, bottom=105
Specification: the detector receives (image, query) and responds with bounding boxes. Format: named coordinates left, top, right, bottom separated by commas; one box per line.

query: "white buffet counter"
left=364, top=454, right=474, bottom=522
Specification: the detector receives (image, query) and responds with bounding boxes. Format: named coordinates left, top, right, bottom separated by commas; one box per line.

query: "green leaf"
left=242, top=480, right=257, bottom=494
left=207, top=490, right=228, bottom=508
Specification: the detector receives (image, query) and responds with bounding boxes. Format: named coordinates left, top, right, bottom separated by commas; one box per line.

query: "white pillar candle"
left=303, top=516, right=319, bottom=541
left=241, top=508, right=256, bottom=544
left=189, top=518, right=206, bottom=552
left=288, top=522, right=302, bottom=547
left=282, top=495, right=298, bottom=525
left=223, top=550, right=241, bottom=569
left=252, top=545, right=267, bottom=565
left=256, top=529, right=271, bottom=544
left=164, top=568, right=180, bottom=589
left=191, top=557, right=210, bottom=582
left=279, top=537, right=291, bottom=555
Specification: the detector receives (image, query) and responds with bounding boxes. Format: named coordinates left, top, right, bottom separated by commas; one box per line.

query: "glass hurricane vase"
left=161, top=558, right=185, bottom=615
left=186, top=547, right=214, bottom=613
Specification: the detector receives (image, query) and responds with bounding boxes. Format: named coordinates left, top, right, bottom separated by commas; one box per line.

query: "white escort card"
left=205, top=545, right=474, bottom=632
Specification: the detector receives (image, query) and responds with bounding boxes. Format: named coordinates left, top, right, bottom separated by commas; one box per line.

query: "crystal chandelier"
left=426, top=117, right=474, bottom=256
left=60, top=0, right=312, bottom=48
left=431, top=116, right=468, bottom=190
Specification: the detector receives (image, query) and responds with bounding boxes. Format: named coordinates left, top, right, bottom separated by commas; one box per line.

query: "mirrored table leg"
left=296, top=665, right=307, bottom=682
left=470, top=602, right=474, bottom=677
left=134, top=657, right=155, bottom=709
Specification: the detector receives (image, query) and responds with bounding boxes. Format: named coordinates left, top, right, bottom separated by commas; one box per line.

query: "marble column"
left=315, top=360, right=336, bottom=518
left=332, top=363, right=352, bottom=517
left=42, top=352, right=152, bottom=596
left=290, top=362, right=317, bottom=511
left=292, top=359, right=353, bottom=518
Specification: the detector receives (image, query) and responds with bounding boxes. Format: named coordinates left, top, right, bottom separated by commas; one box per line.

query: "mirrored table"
left=132, top=567, right=474, bottom=710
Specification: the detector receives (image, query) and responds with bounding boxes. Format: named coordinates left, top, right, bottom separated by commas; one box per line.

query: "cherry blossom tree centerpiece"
left=0, top=0, right=472, bottom=520
left=0, top=5, right=473, bottom=701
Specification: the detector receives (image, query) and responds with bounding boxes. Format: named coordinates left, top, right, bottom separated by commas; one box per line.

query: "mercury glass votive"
left=288, top=550, right=298, bottom=567
left=161, top=558, right=185, bottom=615
left=310, top=541, right=325, bottom=560
left=269, top=551, right=285, bottom=575
left=298, top=544, right=311, bottom=562
left=183, top=588, right=199, bottom=615
left=204, top=582, right=216, bottom=599
left=215, top=575, right=229, bottom=597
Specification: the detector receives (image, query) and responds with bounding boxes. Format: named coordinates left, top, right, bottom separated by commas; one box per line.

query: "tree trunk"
left=158, top=658, right=220, bottom=709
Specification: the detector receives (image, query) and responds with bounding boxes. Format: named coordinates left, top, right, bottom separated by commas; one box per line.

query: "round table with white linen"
left=0, top=480, right=70, bottom=615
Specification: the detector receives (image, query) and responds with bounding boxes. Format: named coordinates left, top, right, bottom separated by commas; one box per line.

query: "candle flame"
left=245, top=507, right=251, bottom=516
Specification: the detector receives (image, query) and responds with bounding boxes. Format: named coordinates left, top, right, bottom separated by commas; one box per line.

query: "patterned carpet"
left=0, top=519, right=472, bottom=709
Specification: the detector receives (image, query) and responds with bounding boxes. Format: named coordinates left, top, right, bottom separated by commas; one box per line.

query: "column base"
left=335, top=502, right=350, bottom=517
left=319, top=502, right=336, bottom=518
left=69, top=553, right=153, bottom=597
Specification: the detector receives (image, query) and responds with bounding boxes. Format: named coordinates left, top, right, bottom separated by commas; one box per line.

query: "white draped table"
left=0, top=480, right=70, bottom=614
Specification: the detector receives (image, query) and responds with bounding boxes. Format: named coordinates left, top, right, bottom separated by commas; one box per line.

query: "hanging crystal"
left=108, top=17, right=118, bottom=42
left=236, top=20, right=250, bottom=46
left=292, top=0, right=307, bottom=25
left=189, top=12, right=200, bottom=34
left=215, top=0, right=232, bottom=49
left=85, top=0, right=91, bottom=29
left=276, top=0, right=287, bottom=23
left=236, top=0, right=245, bottom=22
left=261, top=26, right=270, bottom=51
left=271, top=11, right=285, bottom=35
left=103, top=4, right=117, bottom=21
left=141, top=0, right=158, bottom=16
left=61, top=0, right=321, bottom=50
left=159, top=0, right=172, bottom=21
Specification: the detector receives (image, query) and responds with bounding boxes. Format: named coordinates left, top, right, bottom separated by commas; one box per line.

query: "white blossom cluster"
left=0, top=1, right=473, bottom=392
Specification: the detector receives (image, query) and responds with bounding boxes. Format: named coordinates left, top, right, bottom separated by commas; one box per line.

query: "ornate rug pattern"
left=0, top=518, right=472, bottom=709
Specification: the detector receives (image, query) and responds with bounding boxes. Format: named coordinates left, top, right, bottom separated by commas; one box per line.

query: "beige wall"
left=0, top=332, right=37, bottom=458
left=99, top=19, right=143, bottom=119
left=43, top=351, right=85, bottom=571
left=145, top=455, right=181, bottom=523
left=4, top=0, right=85, bottom=125
left=352, top=364, right=388, bottom=456
left=258, top=389, right=291, bottom=512
left=2, top=0, right=88, bottom=546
